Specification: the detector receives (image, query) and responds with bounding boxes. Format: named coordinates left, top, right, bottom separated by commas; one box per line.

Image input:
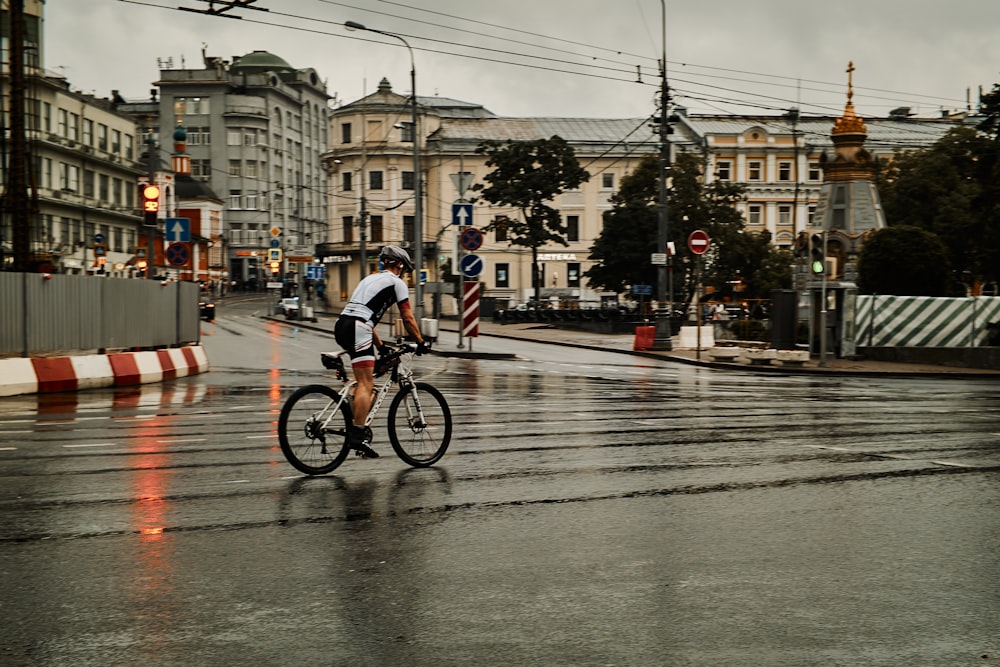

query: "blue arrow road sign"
left=452, top=202, right=473, bottom=226
left=165, top=217, right=191, bottom=243
left=459, top=253, right=483, bottom=278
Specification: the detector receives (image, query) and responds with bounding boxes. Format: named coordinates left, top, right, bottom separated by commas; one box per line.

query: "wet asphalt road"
left=1, top=295, right=998, bottom=666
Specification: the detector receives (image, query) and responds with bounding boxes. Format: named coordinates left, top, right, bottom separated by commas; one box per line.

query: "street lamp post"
left=345, top=20, right=424, bottom=320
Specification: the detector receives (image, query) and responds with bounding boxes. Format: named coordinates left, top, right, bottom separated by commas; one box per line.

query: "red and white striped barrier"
left=0, top=346, right=209, bottom=397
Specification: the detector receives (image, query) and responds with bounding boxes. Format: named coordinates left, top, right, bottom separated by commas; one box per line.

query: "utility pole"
left=6, top=0, right=32, bottom=272
left=145, top=123, right=157, bottom=280
left=651, top=0, right=673, bottom=350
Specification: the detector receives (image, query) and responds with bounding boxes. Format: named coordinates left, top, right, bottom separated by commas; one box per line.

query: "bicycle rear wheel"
left=278, top=385, right=353, bottom=475
left=387, top=382, right=452, bottom=467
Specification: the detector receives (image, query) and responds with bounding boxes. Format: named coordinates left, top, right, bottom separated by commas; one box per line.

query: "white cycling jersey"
left=340, top=270, right=410, bottom=325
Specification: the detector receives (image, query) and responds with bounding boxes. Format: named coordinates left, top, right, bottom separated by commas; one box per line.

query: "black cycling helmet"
left=379, top=245, right=414, bottom=273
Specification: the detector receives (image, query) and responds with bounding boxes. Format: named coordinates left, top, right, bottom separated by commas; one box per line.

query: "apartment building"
left=321, top=79, right=962, bottom=311
left=1, top=1, right=145, bottom=276
left=153, top=50, right=330, bottom=287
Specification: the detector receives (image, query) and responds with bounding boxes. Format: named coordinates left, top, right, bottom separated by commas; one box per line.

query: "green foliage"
left=876, top=97, right=1000, bottom=287
left=731, top=319, right=768, bottom=342
left=585, top=152, right=792, bottom=303
left=473, top=136, right=590, bottom=251
left=473, top=136, right=590, bottom=303
left=857, top=225, right=952, bottom=296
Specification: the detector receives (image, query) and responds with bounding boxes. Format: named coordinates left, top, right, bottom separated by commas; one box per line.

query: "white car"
left=277, top=297, right=300, bottom=317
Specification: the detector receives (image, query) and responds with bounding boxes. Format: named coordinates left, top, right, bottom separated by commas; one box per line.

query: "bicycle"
left=278, top=342, right=452, bottom=475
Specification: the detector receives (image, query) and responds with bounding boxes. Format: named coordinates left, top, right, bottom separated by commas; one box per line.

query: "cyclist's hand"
left=415, top=340, right=431, bottom=356
left=376, top=343, right=390, bottom=357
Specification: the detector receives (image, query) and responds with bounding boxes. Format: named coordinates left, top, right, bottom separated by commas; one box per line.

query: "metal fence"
left=0, top=273, right=200, bottom=357
left=856, top=295, right=1000, bottom=348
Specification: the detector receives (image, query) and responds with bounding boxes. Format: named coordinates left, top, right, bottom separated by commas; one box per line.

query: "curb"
left=0, top=346, right=210, bottom=397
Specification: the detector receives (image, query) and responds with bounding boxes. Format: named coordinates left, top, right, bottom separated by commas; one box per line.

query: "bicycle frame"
left=316, top=349, right=419, bottom=433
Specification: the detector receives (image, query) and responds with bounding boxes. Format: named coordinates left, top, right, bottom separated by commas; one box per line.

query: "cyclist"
left=334, top=245, right=429, bottom=458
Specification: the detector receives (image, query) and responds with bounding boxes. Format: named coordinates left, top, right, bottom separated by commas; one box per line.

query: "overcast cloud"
left=44, top=0, right=1000, bottom=120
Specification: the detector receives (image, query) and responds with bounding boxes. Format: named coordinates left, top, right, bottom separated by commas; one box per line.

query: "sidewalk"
left=277, top=313, right=1000, bottom=378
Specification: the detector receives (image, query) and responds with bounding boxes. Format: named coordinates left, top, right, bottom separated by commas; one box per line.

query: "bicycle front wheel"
left=387, top=382, right=452, bottom=467
left=278, top=385, right=353, bottom=475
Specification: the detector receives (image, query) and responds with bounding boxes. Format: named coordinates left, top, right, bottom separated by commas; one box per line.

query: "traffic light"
left=270, top=261, right=280, bottom=275
left=141, top=183, right=160, bottom=227
left=809, top=232, right=826, bottom=276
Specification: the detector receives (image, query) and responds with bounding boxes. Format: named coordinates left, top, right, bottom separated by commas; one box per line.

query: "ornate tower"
left=813, top=62, right=887, bottom=282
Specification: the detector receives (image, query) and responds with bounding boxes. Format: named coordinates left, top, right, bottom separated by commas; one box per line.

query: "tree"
left=473, top=136, right=590, bottom=304
left=857, top=225, right=952, bottom=296
left=586, top=151, right=791, bottom=306
left=875, top=85, right=1000, bottom=290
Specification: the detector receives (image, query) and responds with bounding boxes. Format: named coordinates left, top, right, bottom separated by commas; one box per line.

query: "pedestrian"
left=334, top=245, right=430, bottom=458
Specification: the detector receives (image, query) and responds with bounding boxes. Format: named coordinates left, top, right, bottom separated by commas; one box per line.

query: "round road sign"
left=459, top=253, right=484, bottom=278
left=460, top=227, right=484, bottom=252
left=166, top=242, right=190, bottom=267
left=688, top=229, right=710, bottom=255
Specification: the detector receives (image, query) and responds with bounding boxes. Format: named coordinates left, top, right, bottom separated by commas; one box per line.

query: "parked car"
left=199, top=300, right=216, bottom=322
left=276, top=297, right=300, bottom=318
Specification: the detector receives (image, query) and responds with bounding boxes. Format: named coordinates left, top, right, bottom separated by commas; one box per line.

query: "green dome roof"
left=231, top=50, right=294, bottom=74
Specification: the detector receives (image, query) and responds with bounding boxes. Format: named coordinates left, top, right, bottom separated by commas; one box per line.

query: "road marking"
left=1, top=430, right=33, bottom=434
left=931, top=460, right=977, bottom=468
left=223, top=479, right=250, bottom=484
left=0, top=446, right=17, bottom=451
left=246, top=435, right=274, bottom=439
left=156, top=438, right=206, bottom=443
left=64, top=443, right=116, bottom=448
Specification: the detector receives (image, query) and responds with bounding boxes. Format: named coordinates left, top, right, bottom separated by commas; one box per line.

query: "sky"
left=43, top=0, right=1000, bottom=121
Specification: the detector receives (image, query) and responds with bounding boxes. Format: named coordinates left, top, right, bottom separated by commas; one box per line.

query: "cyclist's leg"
left=343, top=319, right=379, bottom=457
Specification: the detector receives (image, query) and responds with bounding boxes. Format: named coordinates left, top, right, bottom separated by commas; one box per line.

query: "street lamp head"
left=345, top=20, right=366, bottom=31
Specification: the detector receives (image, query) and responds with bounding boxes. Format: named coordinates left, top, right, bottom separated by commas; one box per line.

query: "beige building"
left=320, top=79, right=965, bottom=313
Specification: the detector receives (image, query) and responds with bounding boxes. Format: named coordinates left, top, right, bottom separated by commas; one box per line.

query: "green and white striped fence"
left=856, top=295, right=1000, bottom=348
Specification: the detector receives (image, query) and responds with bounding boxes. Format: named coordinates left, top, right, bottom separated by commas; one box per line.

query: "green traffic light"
left=811, top=260, right=825, bottom=274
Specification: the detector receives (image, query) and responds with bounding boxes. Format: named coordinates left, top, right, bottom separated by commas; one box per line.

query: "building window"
left=566, top=215, right=579, bottom=242
left=369, top=170, right=383, bottom=190
left=399, top=121, right=415, bottom=142
left=748, top=161, right=763, bottom=181
left=113, top=227, right=123, bottom=253
left=808, top=162, right=821, bottom=181
left=244, top=193, right=257, bottom=209
left=192, top=159, right=211, bottom=177
left=343, top=216, right=354, bottom=244
left=244, top=132, right=257, bottom=147
left=83, top=170, right=95, bottom=197
left=567, top=262, right=581, bottom=287
left=778, top=161, right=792, bottom=181
left=342, top=172, right=352, bottom=191
left=341, top=122, right=352, bottom=144
left=112, top=178, right=122, bottom=205
left=124, top=134, right=134, bottom=159
left=778, top=204, right=792, bottom=226
left=187, top=127, right=210, bottom=145
left=227, top=131, right=241, bottom=146
left=111, top=129, right=121, bottom=154
left=747, top=204, right=762, bottom=226
left=808, top=205, right=817, bottom=225
left=82, top=119, right=93, bottom=147
left=370, top=215, right=383, bottom=242
left=97, top=124, right=108, bottom=151
left=98, top=174, right=108, bottom=200
left=246, top=161, right=258, bottom=178
left=229, top=160, right=241, bottom=177
left=59, top=164, right=79, bottom=192
left=229, top=190, right=242, bottom=209
left=716, top=160, right=732, bottom=180
left=601, top=172, right=614, bottom=189
left=401, top=171, right=414, bottom=190
left=403, top=215, right=414, bottom=243
left=496, top=262, right=509, bottom=288
left=495, top=217, right=508, bottom=243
